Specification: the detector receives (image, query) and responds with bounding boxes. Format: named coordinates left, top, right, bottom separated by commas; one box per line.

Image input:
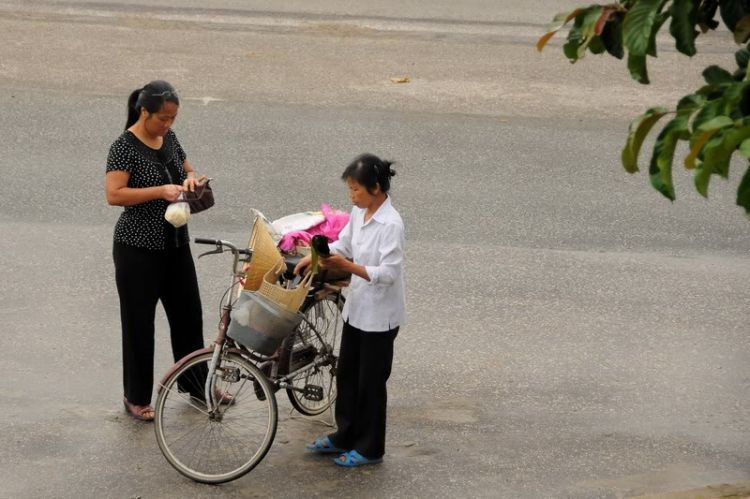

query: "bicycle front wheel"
left=154, top=352, right=277, bottom=484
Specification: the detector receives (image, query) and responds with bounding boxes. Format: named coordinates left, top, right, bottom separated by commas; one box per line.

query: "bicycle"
left=153, top=237, right=347, bottom=484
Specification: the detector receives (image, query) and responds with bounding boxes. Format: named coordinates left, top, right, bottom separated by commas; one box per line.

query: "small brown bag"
left=182, top=179, right=214, bottom=213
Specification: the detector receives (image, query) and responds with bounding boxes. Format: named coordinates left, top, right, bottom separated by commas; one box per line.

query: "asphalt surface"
left=1, top=1, right=750, bottom=498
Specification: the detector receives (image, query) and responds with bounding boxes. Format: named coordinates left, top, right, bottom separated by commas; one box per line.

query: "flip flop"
left=306, top=437, right=346, bottom=454
left=123, top=398, right=155, bottom=422
left=334, top=450, right=383, bottom=467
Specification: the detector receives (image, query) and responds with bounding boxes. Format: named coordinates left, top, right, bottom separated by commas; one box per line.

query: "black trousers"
left=328, top=322, right=399, bottom=460
left=113, top=242, right=205, bottom=406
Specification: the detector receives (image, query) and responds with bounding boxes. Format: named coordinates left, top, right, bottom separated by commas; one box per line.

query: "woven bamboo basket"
left=257, top=259, right=312, bottom=313
left=244, top=216, right=284, bottom=292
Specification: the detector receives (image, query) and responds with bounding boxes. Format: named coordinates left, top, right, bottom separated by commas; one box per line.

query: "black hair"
left=341, top=153, right=397, bottom=195
left=125, top=80, right=180, bottom=130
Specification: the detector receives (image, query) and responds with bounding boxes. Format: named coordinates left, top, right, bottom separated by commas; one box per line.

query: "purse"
left=182, top=179, right=215, bottom=213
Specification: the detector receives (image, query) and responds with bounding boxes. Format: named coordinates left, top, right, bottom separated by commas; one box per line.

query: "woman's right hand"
left=294, top=254, right=313, bottom=276
left=162, top=184, right=184, bottom=202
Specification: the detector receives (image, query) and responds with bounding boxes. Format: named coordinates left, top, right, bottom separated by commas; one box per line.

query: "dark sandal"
left=123, top=398, right=155, bottom=421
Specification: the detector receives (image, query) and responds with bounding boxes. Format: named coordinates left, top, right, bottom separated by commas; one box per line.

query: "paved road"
left=1, top=1, right=749, bottom=498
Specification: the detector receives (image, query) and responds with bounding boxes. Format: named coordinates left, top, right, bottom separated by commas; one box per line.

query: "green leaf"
left=703, top=124, right=750, bottom=178
left=563, top=14, right=585, bottom=61
left=676, top=93, right=706, bottom=112
left=696, top=83, right=722, bottom=98
left=740, top=138, right=750, bottom=157
left=628, top=53, right=649, bottom=84
left=685, top=128, right=722, bottom=169
left=685, top=116, right=735, bottom=170
left=622, top=107, right=670, bottom=173
left=310, top=245, right=319, bottom=276
left=719, top=0, right=750, bottom=32
left=647, top=12, right=670, bottom=57
left=737, top=164, right=750, bottom=213
left=691, top=99, right=723, bottom=141
left=649, top=115, right=689, bottom=201
left=601, top=13, right=625, bottom=59
left=703, top=65, right=734, bottom=84
left=623, top=0, right=663, bottom=57
left=694, top=161, right=713, bottom=197
left=589, top=35, right=606, bottom=54
left=699, top=0, right=720, bottom=30
left=670, top=0, right=698, bottom=56
left=719, top=81, right=750, bottom=115
left=735, top=15, right=750, bottom=44
left=736, top=48, right=750, bottom=69
left=697, top=115, right=735, bottom=131
left=577, top=6, right=605, bottom=59
left=537, top=6, right=588, bottom=52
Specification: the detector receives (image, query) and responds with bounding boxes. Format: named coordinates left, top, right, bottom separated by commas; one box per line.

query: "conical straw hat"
left=244, top=216, right=284, bottom=291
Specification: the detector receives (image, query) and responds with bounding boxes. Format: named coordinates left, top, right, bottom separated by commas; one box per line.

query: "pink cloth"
left=278, top=204, right=350, bottom=252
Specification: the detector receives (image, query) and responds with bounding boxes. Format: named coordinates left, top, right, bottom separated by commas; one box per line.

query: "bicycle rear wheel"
left=154, top=352, right=277, bottom=484
left=285, top=294, right=344, bottom=416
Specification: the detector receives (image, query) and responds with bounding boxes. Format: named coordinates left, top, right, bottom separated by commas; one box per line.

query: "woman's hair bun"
left=380, top=159, right=396, bottom=178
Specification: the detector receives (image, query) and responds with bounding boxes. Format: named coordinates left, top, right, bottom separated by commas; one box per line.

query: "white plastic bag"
left=271, top=212, right=325, bottom=236
left=165, top=201, right=191, bottom=228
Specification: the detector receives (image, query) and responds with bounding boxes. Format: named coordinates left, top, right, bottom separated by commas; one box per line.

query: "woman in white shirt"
left=295, top=153, right=406, bottom=467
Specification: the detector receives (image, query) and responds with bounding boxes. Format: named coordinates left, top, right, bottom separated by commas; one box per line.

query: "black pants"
left=328, top=322, right=399, bottom=460
left=113, top=242, right=205, bottom=406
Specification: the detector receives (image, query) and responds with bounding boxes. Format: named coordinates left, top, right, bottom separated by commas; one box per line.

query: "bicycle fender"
left=157, top=347, right=215, bottom=392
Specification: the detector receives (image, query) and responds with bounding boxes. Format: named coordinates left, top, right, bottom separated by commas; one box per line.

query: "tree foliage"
left=538, top=0, right=750, bottom=214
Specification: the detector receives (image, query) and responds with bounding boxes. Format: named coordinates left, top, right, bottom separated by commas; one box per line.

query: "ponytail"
left=125, top=88, right=143, bottom=130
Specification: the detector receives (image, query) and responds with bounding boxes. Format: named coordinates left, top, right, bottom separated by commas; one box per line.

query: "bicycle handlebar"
left=195, top=237, right=221, bottom=246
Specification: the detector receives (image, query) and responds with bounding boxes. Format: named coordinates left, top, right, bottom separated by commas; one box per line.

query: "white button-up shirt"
left=329, top=196, right=406, bottom=332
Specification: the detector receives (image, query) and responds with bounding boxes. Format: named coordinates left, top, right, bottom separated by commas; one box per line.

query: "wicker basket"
left=257, top=259, right=312, bottom=313
left=244, top=217, right=284, bottom=292
left=227, top=290, right=304, bottom=355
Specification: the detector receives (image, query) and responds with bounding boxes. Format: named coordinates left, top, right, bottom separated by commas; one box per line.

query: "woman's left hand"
left=319, top=254, right=350, bottom=272
left=183, top=174, right=208, bottom=193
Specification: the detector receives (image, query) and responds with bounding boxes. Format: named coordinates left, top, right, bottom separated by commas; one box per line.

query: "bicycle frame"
left=157, top=237, right=338, bottom=413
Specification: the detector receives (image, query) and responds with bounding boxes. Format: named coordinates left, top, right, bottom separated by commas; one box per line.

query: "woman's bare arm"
left=106, top=171, right=182, bottom=206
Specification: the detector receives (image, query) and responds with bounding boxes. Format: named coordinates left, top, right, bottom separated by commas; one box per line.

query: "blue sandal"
left=334, top=450, right=383, bottom=467
left=306, top=437, right=346, bottom=454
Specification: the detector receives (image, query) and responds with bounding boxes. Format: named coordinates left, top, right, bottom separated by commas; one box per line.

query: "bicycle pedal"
left=303, top=384, right=324, bottom=401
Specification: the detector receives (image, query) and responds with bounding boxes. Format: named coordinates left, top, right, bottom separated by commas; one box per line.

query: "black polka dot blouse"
left=106, top=129, right=190, bottom=250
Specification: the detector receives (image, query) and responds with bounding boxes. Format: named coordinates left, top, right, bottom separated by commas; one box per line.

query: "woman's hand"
left=162, top=184, right=184, bottom=202
left=319, top=254, right=351, bottom=272
left=294, top=254, right=313, bottom=276
left=183, top=174, right=208, bottom=193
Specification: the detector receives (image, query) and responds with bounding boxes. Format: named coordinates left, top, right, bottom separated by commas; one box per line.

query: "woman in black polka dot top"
left=105, top=81, right=220, bottom=421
